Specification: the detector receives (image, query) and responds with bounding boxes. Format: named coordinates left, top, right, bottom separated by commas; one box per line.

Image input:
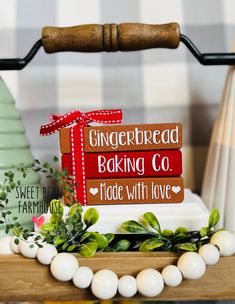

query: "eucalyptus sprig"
left=0, top=164, right=30, bottom=235
left=120, top=208, right=221, bottom=253
left=33, top=157, right=78, bottom=205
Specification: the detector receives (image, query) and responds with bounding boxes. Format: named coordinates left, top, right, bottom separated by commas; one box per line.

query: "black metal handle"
left=0, top=29, right=234, bottom=70
left=0, top=39, right=42, bottom=70
left=180, top=34, right=235, bottom=65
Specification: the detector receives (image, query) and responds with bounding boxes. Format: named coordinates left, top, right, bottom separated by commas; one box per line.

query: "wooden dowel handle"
left=42, top=23, right=180, bottom=53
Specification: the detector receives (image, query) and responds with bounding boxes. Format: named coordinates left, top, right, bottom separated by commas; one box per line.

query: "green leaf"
left=34, top=168, right=41, bottom=172
left=34, top=236, right=41, bottom=241
left=13, top=226, right=23, bottom=236
left=177, top=242, right=197, bottom=252
left=40, top=223, right=56, bottom=232
left=83, top=208, right=99, bottom=227
left=79, top=241, right=97, bottom=257
left=88, top=232, right=108, bottom=249
left=53, top=156, right=59, bottom=162
left=200, top=227, right=208, bottom=237
left=5, top=224, right=12, bottom=234
left=49, top=199, right=64, bottom=217
left=175, top=227, right=188, bottom=235
left=209, top=208, right=220, bottom=228
left=54, top=235, right=66, bottom=245
left=121, top=220, right=150, bottom=234
left=50, top=214, right=62, bottom=225
left=62, top=242, right=69, bottom=251
left=43, top=162, right=51, bottom=169
left=10, top=182, right=16, bottom=190
left=67, top=244, right=77, bottom=252
left=80, top=232, right=92, bottom=242
left=113, top=239, right=130, bottom=252
left=104, top=233, right=115, bottom=244
left=62, top=168, right=68, bottom=176
left=14, top=238, right=20, bottom=245
left=103, top=247, right=116, bottom=252
left=140, top=238, right=165, bottom=252
left=69, top=204, right=82, bottom=218
left=162, top=229, right=174, bottom=237
left=143, top=212, right=161, bottom=233
left=0, top=192, right=7, bottom=200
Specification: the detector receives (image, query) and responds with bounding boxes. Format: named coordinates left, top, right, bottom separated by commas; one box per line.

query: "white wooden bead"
left=73, top=266, right=93, bottom=289
left=0, top=236, right=14, bottom=254
left=20, top=240, right=39, bottom=258
left=210, top=231, right=235, bottom=256
left=136, top=269, right=164, bottom=297
left=162, top=265, right=182, bottom=287
left=37, top=244, right=58, bottom=265
left=177, top=252, right=206, bottom=280
left=50, top=253, right=79, bottom=281
left=199, top=244, right=220, bottom=265
left=10, top=236, right=21, bottom=254
left=118, top=275, right=137, bottom=297
left=91, top=269, right=118, bottom=300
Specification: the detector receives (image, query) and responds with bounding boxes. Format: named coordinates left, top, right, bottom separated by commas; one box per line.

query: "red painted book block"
left=62, top=150, right=182, bottom=179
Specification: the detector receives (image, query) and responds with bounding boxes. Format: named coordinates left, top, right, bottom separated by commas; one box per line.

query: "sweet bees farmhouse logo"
left=16, top=185, right=59, bottom=214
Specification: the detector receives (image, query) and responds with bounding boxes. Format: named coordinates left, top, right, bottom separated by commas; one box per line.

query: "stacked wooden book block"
left=60, top=122, right=184, bottom=205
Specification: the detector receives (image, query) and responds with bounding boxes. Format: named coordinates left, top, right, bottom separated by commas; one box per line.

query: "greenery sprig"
left=0, top=164, right=31, bottom=234
left=33, top=156, right=78, bottom=204
left=38, top=199, right=130, bottom=257
left=121, top=208, right=221, bottom=252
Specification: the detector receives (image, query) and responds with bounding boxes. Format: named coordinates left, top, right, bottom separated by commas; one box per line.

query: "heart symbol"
left=172, top=186, right=181, bottom=194
left=89, top=188, right=99, bottom=196
left=32, top=215, right=45, bottom=228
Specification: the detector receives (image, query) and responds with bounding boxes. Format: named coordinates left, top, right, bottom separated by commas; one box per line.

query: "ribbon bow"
left=40, top=109, right=123, bottom=206
left=40, top=109, right=123, bottom=136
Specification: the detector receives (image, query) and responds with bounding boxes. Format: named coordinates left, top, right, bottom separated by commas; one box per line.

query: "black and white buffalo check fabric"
left=0, top=0, right=234, bottom=193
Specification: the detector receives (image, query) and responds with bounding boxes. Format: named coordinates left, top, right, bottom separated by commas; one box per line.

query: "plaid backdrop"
left=0, top=0, right=235, bottom=193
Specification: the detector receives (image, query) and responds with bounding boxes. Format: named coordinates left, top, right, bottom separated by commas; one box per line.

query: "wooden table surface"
left=0, top=252, right=235, bottom=302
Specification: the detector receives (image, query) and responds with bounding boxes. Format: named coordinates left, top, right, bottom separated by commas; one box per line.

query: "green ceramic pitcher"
left=0, top=78, right=43, bottom=237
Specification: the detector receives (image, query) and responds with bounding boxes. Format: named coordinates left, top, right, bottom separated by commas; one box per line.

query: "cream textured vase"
left=0, top=77, right=43, bottom=237
left=202, top=65, right=235, bottom=230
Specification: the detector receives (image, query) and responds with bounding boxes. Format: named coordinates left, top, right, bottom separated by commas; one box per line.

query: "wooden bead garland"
left=1, top=230, right=235, bottom=300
